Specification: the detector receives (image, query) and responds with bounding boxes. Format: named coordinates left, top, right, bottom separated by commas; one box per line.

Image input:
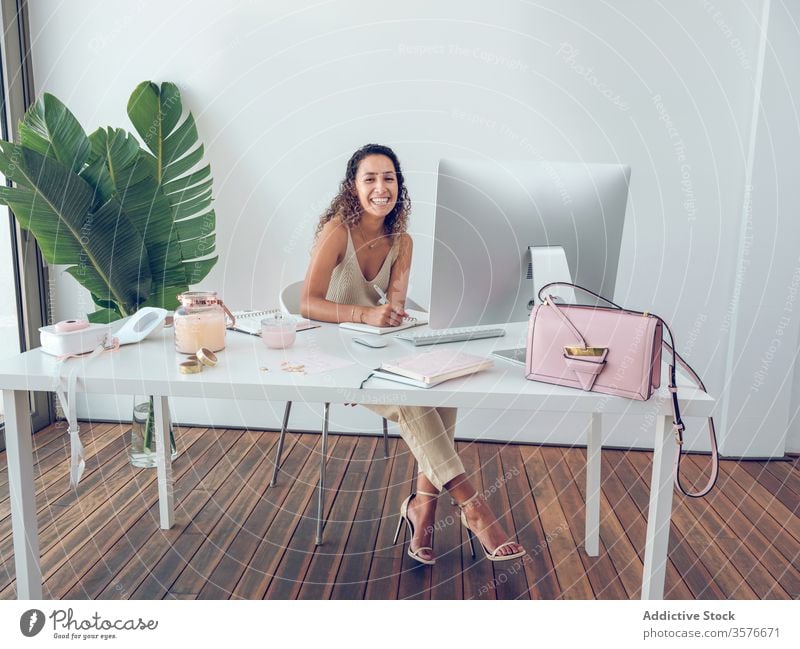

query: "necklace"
left=358, top=223, right=384, bottom=249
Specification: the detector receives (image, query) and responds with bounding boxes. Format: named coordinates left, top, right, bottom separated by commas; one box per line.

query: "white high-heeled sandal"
left=458, top=492, right=526, bottom=562
left=392, top=490, right=439, bottom=566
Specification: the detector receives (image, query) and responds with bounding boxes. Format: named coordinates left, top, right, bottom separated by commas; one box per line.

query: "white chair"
left=269, top=280, right=426, bottom=544
left=279, top=280, right=304, bottom=314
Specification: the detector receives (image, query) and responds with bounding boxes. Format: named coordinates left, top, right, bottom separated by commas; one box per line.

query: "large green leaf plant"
left=0, top=81, right=218, bottom=323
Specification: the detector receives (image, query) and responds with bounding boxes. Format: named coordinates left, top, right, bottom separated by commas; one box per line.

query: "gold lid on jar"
left=176, top=291, right=223, bottom=308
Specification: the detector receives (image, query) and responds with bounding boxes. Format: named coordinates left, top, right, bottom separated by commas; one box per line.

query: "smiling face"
left=352, top=154, right=398, bottom=221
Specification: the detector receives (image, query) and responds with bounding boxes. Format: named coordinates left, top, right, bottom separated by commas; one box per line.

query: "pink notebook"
left=380, top=349, right=493, bottom=386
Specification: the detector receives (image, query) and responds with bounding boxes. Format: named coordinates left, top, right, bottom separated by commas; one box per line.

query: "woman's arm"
left=299, top=219, right=404, bottom=326
left=386, top=233, right=412, bottom=314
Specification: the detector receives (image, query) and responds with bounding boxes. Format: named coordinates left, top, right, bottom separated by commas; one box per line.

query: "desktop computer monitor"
left=429, top=158, right=631, bottom=329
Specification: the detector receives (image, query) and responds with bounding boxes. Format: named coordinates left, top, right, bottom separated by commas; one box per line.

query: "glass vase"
left=129, top=396, right=178, bottom=468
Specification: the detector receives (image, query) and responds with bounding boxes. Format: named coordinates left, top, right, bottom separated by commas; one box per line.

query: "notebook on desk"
left=231, top=309, right=320, bottom=336
left=339, top=309, right=428, bottom=335
left=369, top=349, right=492, bottom=388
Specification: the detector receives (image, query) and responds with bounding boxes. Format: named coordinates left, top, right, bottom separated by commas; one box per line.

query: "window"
left=0, top=0, right=53, bottom=447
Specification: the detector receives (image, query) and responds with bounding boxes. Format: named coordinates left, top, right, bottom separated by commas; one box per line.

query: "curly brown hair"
left=314, top=143, right=410, bottom=241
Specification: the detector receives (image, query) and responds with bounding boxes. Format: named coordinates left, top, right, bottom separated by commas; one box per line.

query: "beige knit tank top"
left=326, top=227, right=399, bottom=307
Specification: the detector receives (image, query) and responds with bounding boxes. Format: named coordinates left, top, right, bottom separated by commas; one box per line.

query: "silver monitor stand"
left=492, top=245, right=575, bottom=366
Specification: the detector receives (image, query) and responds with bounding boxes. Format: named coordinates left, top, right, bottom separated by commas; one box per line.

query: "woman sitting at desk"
left=300, top=143, right=525, bottom=565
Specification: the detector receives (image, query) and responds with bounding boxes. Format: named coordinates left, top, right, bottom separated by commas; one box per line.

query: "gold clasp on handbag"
left=564, top=346, right=607, bottom=357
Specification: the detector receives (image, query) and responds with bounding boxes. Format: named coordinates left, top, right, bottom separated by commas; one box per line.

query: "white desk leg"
left=153, top=396, right=174, bottom=529
left=315, top=402, right=330, bottom=546
left=641, top=414, right=675, bottom=600
left=3, top=389, right=42, bottom=599
left=585, top=413, right=601, bottom=557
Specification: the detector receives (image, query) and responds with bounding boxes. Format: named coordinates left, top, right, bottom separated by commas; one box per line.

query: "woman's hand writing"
left=362, top=303, right=407, bottom=327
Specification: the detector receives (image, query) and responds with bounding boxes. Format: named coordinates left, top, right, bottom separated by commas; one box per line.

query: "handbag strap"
left=52, top=335, right=120, bottom=489
left=542, top=294, right=589, bottom=348
left=539, top=281, right=719, bottom=498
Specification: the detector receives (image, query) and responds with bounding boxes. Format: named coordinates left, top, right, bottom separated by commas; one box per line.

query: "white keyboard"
left=396, top=326, right=506, bottom=346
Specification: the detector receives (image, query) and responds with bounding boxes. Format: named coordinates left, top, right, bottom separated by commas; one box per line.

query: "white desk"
left=0, top=321, right=714, bottom=600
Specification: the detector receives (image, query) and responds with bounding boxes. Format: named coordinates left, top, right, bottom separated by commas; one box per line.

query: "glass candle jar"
left=261, top=314, right=297, bottom=349
left=174, top=291, right=236, bottom=354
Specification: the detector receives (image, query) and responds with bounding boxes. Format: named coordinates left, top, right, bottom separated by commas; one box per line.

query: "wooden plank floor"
left=0, top=421, right=797, bottom=599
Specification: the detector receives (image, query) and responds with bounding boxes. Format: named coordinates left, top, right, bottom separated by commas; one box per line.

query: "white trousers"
left=363, top=404, right=465, bottom=491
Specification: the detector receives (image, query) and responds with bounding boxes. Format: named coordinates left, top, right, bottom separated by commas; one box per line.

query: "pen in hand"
left=373, top=284, right=407, bottom=322
left=373, top=284, right=389, bottom=305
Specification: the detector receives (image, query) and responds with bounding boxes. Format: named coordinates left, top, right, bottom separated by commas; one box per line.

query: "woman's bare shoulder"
left=317, top=216, right=349, bottom=249
left=395, top=232, right=413, bottom=254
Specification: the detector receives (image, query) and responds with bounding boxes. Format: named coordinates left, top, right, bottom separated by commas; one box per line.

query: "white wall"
left=26, top=0, right=798, bottom=455
left=742, top=0, right=800, bottom=455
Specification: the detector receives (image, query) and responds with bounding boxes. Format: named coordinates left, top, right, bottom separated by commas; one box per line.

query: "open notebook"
left=369, top=349, right=492, bottom=388
left=231, top=309, right=320, bottom=336
left=339, top=309, right=428, bottom=335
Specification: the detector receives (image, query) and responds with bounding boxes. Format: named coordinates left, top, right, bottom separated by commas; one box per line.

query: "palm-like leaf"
left=127, top=81, right=217, bottom=286
left=85, top=127, right=190, bottom=310
left=18, top=93, right=91, bottom=174
left=0, top=84, right=218, bottom=323
left=0, top=143, right=151, bottom=316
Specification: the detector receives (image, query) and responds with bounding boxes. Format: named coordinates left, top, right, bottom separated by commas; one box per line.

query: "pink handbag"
left=526, top=282, right=718, bottom=497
